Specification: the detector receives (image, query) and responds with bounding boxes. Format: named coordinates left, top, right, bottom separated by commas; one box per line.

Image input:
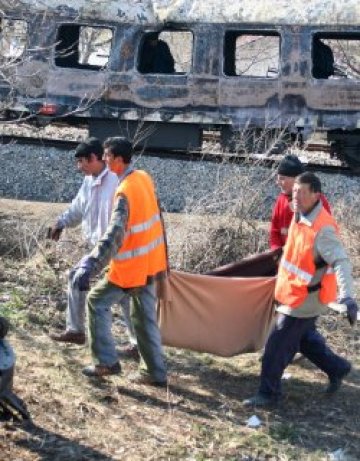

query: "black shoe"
left=82, top=362, right=121, bottom=377
left=242, top=393, right=278, bottom=407
left=326, top=364, right=351, bottom=394
left=50, top=330, right=86, bottom=345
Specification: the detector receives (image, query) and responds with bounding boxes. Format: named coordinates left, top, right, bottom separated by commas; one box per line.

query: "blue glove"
left=340, top=297, right=358, bottom=326
left=76, top=255, right=95, bottom=270
left=73, top=256, right=95, bottom=291
left=72, top=267, right=91, bottom=291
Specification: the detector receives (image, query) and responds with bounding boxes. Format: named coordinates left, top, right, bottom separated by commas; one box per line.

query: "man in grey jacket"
left=49, top=138, right=138, bottom=358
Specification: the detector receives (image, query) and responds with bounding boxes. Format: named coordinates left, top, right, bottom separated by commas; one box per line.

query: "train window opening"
left=224, top=32, right=280, bottom=78
left=138, top=30, right=193, bottom=74
left=55, top=24, right=113, bottom=69
left=312, top=35, right=360, bottom=80
left=0, top=18, right=28, bottom=60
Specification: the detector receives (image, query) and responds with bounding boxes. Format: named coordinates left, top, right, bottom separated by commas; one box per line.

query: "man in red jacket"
left=270, top=155, right=331, bottom=250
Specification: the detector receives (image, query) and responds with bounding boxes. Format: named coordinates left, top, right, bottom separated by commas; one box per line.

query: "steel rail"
left=0, top=134, right=356, bottom=176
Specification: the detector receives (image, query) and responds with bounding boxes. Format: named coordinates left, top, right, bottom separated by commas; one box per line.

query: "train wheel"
left=328, top=131, right=360, bottom=172
left=343, top=146, right=360, bottom=173
left=220, top=127, right=294, bottom=155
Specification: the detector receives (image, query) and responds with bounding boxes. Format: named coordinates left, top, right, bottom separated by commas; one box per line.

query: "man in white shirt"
left=49, top=138, right=138, bottom=358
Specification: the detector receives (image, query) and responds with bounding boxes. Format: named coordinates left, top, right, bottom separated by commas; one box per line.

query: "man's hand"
left=72, top=256, right=95, bottom=291
left=340, top=297, right=358, bottom=326
left=72, top=267, right=91, bottom=291
left=48, top=225, right=64, bottom=241
left=0, top=316, right=10, bottom=339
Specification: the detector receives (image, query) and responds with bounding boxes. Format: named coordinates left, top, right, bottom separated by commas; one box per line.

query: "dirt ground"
left=0, top=198, right=359, bottom=461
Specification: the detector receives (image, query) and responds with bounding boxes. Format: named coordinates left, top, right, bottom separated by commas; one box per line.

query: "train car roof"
left=3, top=0, right=360, bottom=27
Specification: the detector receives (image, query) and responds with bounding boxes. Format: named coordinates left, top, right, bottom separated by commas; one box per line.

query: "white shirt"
left=57, top=167, right=119, bottom=246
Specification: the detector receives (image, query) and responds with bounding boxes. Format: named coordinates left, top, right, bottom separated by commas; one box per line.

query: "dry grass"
left=165, top=157, right=275, bottom=273
left=0, top=195, right=359, bottom=461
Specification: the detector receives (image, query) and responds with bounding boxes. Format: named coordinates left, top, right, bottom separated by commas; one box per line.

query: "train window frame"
left=311, top=32, right=360, bottom=81
left=222, top=30, right=281, bottom=79
left=136, top=29, right=194, bottom=76
left=54, top=23, right=114, bottom=71
left=0, top=17, right=28, bottom=61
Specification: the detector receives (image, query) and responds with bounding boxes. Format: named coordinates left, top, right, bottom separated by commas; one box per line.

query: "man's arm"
left=315, top=226, right=354, bottom=300
left=56, top=182, right=85, bottom=229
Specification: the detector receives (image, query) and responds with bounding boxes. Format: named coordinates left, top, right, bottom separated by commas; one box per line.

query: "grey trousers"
left=87, top=276, right=167, bottom=382
left=66, top=267, right=137, bottom=345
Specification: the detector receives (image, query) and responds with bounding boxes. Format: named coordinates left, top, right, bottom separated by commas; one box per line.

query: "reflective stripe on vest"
left=126, top=213, right=161, bottom=235
left=113, top=235, right=165, bottom=261
left=108, top=169, right=167, bottom=288
left=281, top=259, right=313, bottom=284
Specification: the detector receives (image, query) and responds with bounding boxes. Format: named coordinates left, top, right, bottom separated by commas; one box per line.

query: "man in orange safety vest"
left=72, top=137, right=168, bottom=386
left=244, top=172, right=358, bottom=406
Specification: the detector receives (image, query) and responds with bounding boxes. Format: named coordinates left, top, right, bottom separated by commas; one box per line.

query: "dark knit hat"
left=277, top=155, right=304, bottom=177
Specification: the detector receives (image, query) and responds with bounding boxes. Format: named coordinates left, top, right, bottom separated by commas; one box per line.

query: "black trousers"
left=259, top=313, right=350, bottom=398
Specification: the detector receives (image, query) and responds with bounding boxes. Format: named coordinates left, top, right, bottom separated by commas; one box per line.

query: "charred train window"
left=138, top=31, right=193, bottom=74
left=0, top=19, right=27, bottom=59
left=55, top=24, right=113, bottom=69
left=224, top=32, right=280, bottom=78
left=313, top=34, right=360, bottom=79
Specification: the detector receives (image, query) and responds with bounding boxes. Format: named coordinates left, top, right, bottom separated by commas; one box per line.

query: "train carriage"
left=1, top=0, right=360, bottom=170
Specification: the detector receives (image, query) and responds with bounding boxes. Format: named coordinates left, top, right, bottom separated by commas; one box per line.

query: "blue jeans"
left=87, top=277, right=167, bottom=382
left=259, top=314, right=350, bottom=398
left=67, top=266, right=136, bottom=345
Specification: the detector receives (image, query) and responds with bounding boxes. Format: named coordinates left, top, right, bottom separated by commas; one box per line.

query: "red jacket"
left=270, top=193, right=331, bottom=250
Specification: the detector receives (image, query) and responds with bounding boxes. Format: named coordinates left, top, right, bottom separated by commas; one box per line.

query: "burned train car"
left=1, top=0, right=360, bottom=169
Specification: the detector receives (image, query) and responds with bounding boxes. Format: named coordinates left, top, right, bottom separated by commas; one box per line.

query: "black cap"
left=277, top=155, right=304, bottom=177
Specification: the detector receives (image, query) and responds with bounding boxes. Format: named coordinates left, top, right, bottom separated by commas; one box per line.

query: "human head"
left=276, top=155, right=304, bottom=196
left=103, top=136, right=133, bottom=175
left=293, top=172, right=321, bottom=214
left=74, top=137, right=104, bottom=176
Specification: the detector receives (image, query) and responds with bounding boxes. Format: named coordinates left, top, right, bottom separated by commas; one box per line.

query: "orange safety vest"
left=107, top=170, right=167, bottom=288
left=275, top=206, right=338, bottom=308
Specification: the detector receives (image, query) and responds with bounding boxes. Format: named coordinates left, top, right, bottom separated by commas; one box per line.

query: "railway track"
left=0, top=133, right=356, bottom=176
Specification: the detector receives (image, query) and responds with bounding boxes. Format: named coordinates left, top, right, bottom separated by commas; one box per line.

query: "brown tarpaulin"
left=157, top=270, right=276, bottom=357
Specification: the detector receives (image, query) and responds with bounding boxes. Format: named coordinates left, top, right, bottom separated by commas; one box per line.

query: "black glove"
left=0, top=316, right=9, bottom=339
left=48, top=225, right=64, bottom=241
left=340, top=297, right=358, bottom=326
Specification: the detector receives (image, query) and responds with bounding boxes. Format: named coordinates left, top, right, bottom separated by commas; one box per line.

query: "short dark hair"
left=295, top=172, right=322, bottom=193
left=74, top=137, right=103, bottom=161
left=103, top=137, right=133, bottom=164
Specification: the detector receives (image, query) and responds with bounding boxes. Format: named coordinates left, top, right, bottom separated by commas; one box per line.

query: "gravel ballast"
left=1, top=144, right=359, bottom=220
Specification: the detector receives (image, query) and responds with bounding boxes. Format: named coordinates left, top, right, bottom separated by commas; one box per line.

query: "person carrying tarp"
left=270, top=154, right=331, bottom=250
left=244, top=172, right=358, bottom=407
left=72, top=137, right=168, bottom=386
left=49, top=138, right=139, bottom=361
